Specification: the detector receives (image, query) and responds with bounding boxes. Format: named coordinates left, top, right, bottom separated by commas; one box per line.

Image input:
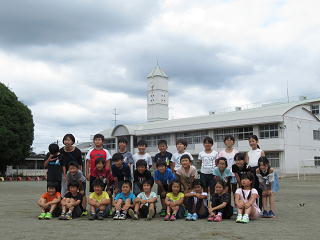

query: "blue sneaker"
left=262, top=210, right=269, bottom=218
left=191, top=213, right=198, bottom=221
left=185, top=213, right=192, bottom=221
left=268, top=210, right=275, bottom=218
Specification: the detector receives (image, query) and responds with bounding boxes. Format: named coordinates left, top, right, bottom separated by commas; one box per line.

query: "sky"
left=1, top=0, right=320, bottom=153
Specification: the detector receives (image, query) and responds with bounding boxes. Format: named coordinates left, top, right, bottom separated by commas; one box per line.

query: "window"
left=314, top=156, right=320, bottom=166
left=214, top=126, right=253, bottom=142
left=311, top=105, right=319, bottom=115
left=313, top=130, right=320, bottom=140
left=176, top=131, right=209, bottom=144
left=104, top=139, right=115, bottom=150
left=265, top=152, right=280, bottom=168
left=259, top=124, right=279, bottom=139
left=140, top=134, right=171, bottom=147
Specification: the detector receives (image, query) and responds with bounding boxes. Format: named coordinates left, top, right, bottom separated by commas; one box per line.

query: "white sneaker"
left=119, top=212, right=127, bottom=220
left=113, top=211, right=120, bottom=220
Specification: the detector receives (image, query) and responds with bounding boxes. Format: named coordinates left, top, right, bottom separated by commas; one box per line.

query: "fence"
left=297, top=159, right=320, bottom=180
left=6, top=169, right=47, bottom=177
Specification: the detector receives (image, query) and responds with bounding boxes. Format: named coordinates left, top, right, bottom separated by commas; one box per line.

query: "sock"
left=116, top=210, right=120, bottom=214
left=217, top=212, right=222, bottom=216
left=68, top=210, right=72, bottom=214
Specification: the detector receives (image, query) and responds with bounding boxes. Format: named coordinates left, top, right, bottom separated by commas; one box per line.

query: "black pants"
left=213, top=205, right=233, bottom=219
left=185, top=197, right=208, bottom=218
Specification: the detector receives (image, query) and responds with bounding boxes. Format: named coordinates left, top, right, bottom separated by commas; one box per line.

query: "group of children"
left=37, top=133, right=277, bottom=223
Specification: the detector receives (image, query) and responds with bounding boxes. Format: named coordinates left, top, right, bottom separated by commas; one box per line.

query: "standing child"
left=213, top=157, right=233, bottom=194
left=154, top=140, right=173, bottom=169
left=198, top=137, right=218, bottom=195
left=256, top=157, right=275, bottom=218
left=59, top=182, right=83, bottom=220
left=130, top=180, right=157, bottom=220
left=176, top=154, right=198, bottom=193
left=185, top=180, right=208, bottom=221
left=117, top=137, right=134, bottom=166
left=133, top=159, right=154, bottom=196
left=154, top=161, right=177, bottom=216
left=208, top=180, right=233, bottom=222
left=37, top=183, right=61, bottom=220
left=171, top=139, right=193, bottom=172
left=235, top=172, right=261, bottom=223
left=88, top=179, right=111, bottom=220
left=113, top=180, right=136, bottom=220
left=164, top=181, right=185, bottom=221
left=132, top=140, right=153, bottom=169
left=111, top=153, right=131, bottom=194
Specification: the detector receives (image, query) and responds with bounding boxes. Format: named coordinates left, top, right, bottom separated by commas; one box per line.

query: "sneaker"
left=109, top=209, right=114, bottom=216
left=164, top=214, right=170, bottom=221
left=119, top=212, right=127, bottom=220
left=97, top=211, right=104, bottom=220
left=207, top=216, right=215, bottom=222
left=242, top=214, right=249, bottom=223
left=268, top=210, right=275, bottom=218
left=65, top=212, right=72, bottom=220
left=170, top=214, right=176, bottom=221
left=38, top=212, right=46, bottom=220
left=262, top=210, right=269, bottom=218
left=236, top=214, right=243, bottom=223
left=185, top=213, right=192, bottom=221
left=160, top=209, right=166, bottom=217
left=113, top=211, right=120, bottom=220
left=89, top=212, right=96, bottom=220
left=128, top=209, right=138, bottom=220
left=214, top=214, right=222, bottom=222
left=191, top=213, right=198, bottom=221
left=81, top=210, right=88, bottom=216
left=44, top=212, right=52, bottom=220
left=59, top=213, right=66, bottom=220
left=147, top=208, right=154, bottom=220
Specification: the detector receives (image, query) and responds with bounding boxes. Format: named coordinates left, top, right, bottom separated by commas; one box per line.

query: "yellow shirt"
left=89, top=191, right=109, bottom=202
left=166, top=192, right=184, bottom=201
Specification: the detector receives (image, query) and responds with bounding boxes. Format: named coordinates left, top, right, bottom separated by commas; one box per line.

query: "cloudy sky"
left=1, top=0, right=320, bottom=152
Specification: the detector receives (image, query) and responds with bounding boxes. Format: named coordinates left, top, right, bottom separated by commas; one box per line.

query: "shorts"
left=139, top=204, right=156, bottom=218
left=200, top=173, right=215, bottom=188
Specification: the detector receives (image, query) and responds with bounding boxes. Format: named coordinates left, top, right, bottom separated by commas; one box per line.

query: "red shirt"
left=92, top=167, right=114, bottom=182
left=85, top=148, right=112, bottom=176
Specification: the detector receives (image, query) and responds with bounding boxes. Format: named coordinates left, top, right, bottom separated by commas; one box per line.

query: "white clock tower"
left=147, top=64, right=169, bottom=122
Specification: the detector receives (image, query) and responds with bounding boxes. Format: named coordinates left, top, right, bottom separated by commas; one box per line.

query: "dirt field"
left=0, top=176, right=319, bottom=240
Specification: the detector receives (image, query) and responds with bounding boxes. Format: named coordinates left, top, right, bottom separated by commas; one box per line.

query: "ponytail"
left=257, top=144, right=260, bottom=149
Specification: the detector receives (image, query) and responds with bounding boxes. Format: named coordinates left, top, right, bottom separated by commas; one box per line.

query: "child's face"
left=236, top=159, right=245, bottom=168
left=172, top=183, right=180, bottom=194
left=157, top=165, right=166, bottom=174
left=158, top=143, right=167, bottom=153
left=137, top=165, right=146, bottom=174
left=218, top=160, right=226, bottom=171
left=176, top=143, right=186, bottom=153
left=259, top=163, right=267, bottom=172
left=142, top=183, right=151, bottom=193
left=114, top=160, right=123, bottom=168
left=138, top=145, right=146, bottom=153
left=94, top=138, right=103, bottom=148
left=224, top=139, right=234, bottom=148
left=68, top=165, right=78, bottom=175
left=215, top=183, right=224, bottom=194
left=193, top=184, right=202, bottom=193
left=69, top=186, right=78, bottom=194
left=241, top=178, right=252, bottom=188
left=94, top=185, right=103, bottom=194
left=63, top=137, right=73, bottom=147
left=181, top=158, right=191, bottom=168
left=96, top=161, right=104, bottom=171
left=47, top=187, right=56, bottom=195
left=249, top=138, right=258, bottom=149
left=121, top=184, right=131, bottom=194
left=118, top=142, right=127, bottom=151
left=203, top=141, right=213, bottom=151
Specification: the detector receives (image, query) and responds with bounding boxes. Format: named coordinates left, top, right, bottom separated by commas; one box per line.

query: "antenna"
left=286, top=79, right=289, bottom=103
left=113, top=108, right=119, bottom=127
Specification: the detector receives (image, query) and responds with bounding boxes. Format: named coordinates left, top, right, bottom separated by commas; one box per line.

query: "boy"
left=132, top=139, right=152, bottom=169
left=130, top=180, right=157, bottom=220
left=133, top=159, right=154, bottom=196
left=198, top=136, right=218, bottom=193
left=111, top=153, right=131, bottom=194
left=59, top=182, right=83, bottom=220
left=118, top=137, right=134, bottom=166
left=37, top=183, right=61, bottom=220
left=88, top=179, right=111, bottom=220
left=171, top=139, right=193, bottom=172
left=154, top=140, right=172, bottom=168
left=154, top=161, right=176, bottom=216
left=44, top=143, right=63, bottom=193
left=113, top=180, right=136, bottom=220
left=176, top=154, right=198, bottom=193
left=86, top=133, right=112, bottom=192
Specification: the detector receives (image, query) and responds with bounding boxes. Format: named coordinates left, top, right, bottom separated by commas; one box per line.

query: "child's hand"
left=140, top=200, right=147, bottom=205
left=237, top=201, right=244, bottom=209
left=244, top=202, right=251, bottom=209
left=86, top=175, right=90, bottom=181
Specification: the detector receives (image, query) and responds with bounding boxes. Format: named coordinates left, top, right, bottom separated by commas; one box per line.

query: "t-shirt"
left=41, top=192, right=61, bottom=202
left=89, top=191, right=110, bottom=202
left=136, top=192, right=157, bottom=206
left=171, top=151, right=194, bottom=171
left=45, top=153, right=63, bottom=182
left=166, top=192, right=184, bottom=202
left=91, top=167, right=113, bottom=183
left=119, top=151, right=134, bottom=165
left=64, top=192, right=83, bottom=202
left=213, top=167, right=233, bottom=184
left=67, top=170, right=86, bottom=184
left=133, top=169, right=154, bottom=187
left=256, top=169, right=274, bottom=190
left=154, top=151, right=173, bottom=168
left=235, top=188, right=260, bottom=210
left=217, top=149, right=239, bottom=170
left=176, top=165, right=198, bottom=178
left=60, top=147, right=83, bottom=169
left=232, top=164, right=251, bottom=179
left=211, top=192, right=231, bottom=207
left=154, top=168, right=176, bottom=185
left=86, top=148, right=112, bottom=176
left=198, top=150, right=218, bottom=174
left=189, top=191, right=208, bottom=206
left=111, top=163, right=131, bottom=182
left=247, top=149, right=263, bottom=167
left=114, top=192, right=136, bottom=203
left=133, top=153, right=153, bottom=169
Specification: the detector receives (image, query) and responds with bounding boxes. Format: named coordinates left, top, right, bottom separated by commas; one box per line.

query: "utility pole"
left=113, top=108, right=119, bottom=127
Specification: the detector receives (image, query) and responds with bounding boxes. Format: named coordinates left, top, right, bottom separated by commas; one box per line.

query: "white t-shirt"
left=235, top=188, right=260, bottom=212
left=217, top=149, right=239, bottom=170
left=133, top=153, right=153, bottom=169
left=190, top=191, right=208, bottom=207
left=247, top=149, right=263, bottom=167
left=171, top=151, right=194, bottom=171
left=136, top=192, right=157, bottom=206
left=198, top=150, right=218, bottom=174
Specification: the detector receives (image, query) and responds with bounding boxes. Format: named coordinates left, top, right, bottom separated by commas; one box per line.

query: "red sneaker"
left=170, top=215, right=176, bottom=221
left=164, top=215, right=170, bottom=221
left=214, top=215, right=222, bottom=222
left=207, top=216, right=215, bottom=222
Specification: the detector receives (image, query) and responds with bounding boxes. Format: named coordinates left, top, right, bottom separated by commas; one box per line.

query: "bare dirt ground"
left=0, top=176, right=319, bottom=240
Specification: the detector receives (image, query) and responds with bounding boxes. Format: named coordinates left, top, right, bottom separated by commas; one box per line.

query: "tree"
left=0, top=82, right=34, bottom=175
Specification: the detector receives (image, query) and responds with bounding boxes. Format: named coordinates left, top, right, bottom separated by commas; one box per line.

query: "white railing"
left=6, top=169, right=47, bottom=177
left=297, top=159, right=320, bottom=180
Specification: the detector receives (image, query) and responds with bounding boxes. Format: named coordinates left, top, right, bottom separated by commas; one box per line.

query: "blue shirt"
left=114, top=192, right=136, bottom=203
left=213, top=167, right=233, bottom=184
left=154, top=168, right=176, bottom=185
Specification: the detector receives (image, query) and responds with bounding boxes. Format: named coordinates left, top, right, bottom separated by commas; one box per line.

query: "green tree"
left=0, top=82, right=34, bottom=175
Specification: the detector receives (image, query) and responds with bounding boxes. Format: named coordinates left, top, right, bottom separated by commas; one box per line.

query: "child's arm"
left=85, top=159, right=90, bottom=180
left=210, top=202, right=227, bottom=212
left=194, top=193, right=207, bottom=200
left=173, top=197, right=184, bottom=206
left=62, top=166, right=67, bottom=180
left=72, top=199, right=81, bottom=206
left=100, top=198, right=111, bottom=206
left=245, top=193, right=258, bottom=208
left=234, top=173, right=241, bottom=186
left=184, top=192, right=196, bottom=198
left=164, top=196, right=171, bottom=206
left=48, top=196, right=61, bottom=205
left=234, top=193, right=244, bottom=208
left=146, top=197, right=157, bottom=204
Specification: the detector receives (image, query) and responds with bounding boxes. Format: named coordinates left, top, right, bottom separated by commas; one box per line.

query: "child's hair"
left=112, top=153, right=124, bottom=162
left=118, top=137, right=128, bottom=145
left=157, top=139, right=168, bottom=146
left=180, top=154, right=191, bottom=163
left=169, top=180, right=181, bottom=192
left=258, top=156, right=270, bottom=167
left=215, top=180, right=226, bottom=189
left=224, top=135, right=235, bottom=143
left=156, top=160, right=167, bottom=168
left=192, top=179, right=203, bottom=188
left=136, top=159, right=147, bottom=168
left=68, top=161, right=79, bottom=170
left=48, top=143, right=59, bottom=154
left=93, top=133, right=104, bottom=141
left=142, top=179, right=154, bottom=188
left=249, top=135, right=260, bottom=149
left=68, top=181, right=80, bottom=189
left=122, top=180, right=132, bottom=189
left=47, top=182, right=58, bottom=191
left=176, top=138, right=187, bottom=147
left=216, top=157, right=228, bottom=168
left=93, top=178, right=105, bottom=188
left=240, top=172, right=254, bottom=188
left=95, top=157, right=106, bottom=167
left=203, top=136, right=213, bottom=145
left=63, top=134, right=75, bottom=144
left=137, top=139, right=148, bottom=147
left=234, top=152, right=245, bottom=161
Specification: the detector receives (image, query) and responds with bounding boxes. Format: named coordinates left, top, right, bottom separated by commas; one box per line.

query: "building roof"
left=147, top=64, right=168, bottom=78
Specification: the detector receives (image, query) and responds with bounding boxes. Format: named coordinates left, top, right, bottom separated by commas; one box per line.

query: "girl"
left=235, top=172, right=261, bottom=223
left=217, top=135, right=239, bottom=169
left=213, top=157, right=233, bottom=194
left=164, top=181, right=185, bottom=221
left=208, top=180, right=233, bottom=222
left=232, top=153, right=251, bottom=188
left=256, top=157, right=275, bottom=218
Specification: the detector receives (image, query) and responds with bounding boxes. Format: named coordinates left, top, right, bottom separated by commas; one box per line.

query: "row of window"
left=311, top=105, right=319, bottom=115
left=313, top=130, right=320, bottom=140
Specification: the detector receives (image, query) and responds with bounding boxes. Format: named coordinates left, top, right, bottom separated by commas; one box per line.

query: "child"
left=154, top=161, right=177, bottom=216
left=184, top=180, right=208, bottom=221
left=132, top=140, right=153, bottom=169
left=171, top=139, right=194, bottom=172
left=111, top=153, right=131, bottom=194
left=59, top=182, right=83, bottom=220
left=198, top=137, right=218, bottom=194
left=113, top=180, right=136, bottom=220
left=256, top=157, right=275, bottom=217
left=164, top=181, right=185, bottom=221
left=117, top=137, right=134, bottom=166
left=91, top=158, right=114, bottom=197
left=154, top=140, right=173, bottom=168
left=235, top=172, right=261, bottom=223
left=232, top=153, right=251, bottom=188
left=208, top=180, right=233, bottom=222
left=37, top=183, right=61, bottom=220
left=175, top=154, right=198, bottom=193
left=88, top=179, right=111, bottom=220
left=44, top=143, right=63, bottom=193
left=246, top=135, right=265, bottom=168
left=130, top=180, right=157, bottom=220
left=66, top=162, right=87, bottom=215
left=217, top=135, right=239, bottom=169
left=133, top=159, right=154, bottom=196
left=213, top=157, right=233, bottom=194
left=85, top=133, right=112, bottom=193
